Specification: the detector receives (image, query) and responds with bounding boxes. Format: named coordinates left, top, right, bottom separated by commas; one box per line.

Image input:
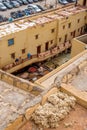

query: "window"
left=71, top=32, right=73, bottom=36
left=73, top=30, right=76, bottom=37
left=41, top=24, right=44, bottom=27
left=22, top=49, right=25, bottom=54
left=63, top=25, right=65, bottom=29
left=78, top=28, right=80, bottom=32
left=45, top=42, right=49, bottom=51
left=50, top=40, right=53, bottom=44
left=11, top=53, right=15, bottom=59
left=51, top=28, right=55, bottom=33
left=8, top=38, right=14, bottom=46
left=84, top=25, right=87, bottom=32
left=66, top=17, right=68, bottom=19
left=77, top=19, right=80, bottom=23
left=59, top=38, right=61, bottom=42
left=68, top=23, right=71, bottom=28
left=83, top=0, right=86, bottom=6
left=35, top=34, right=39, bottom=39
left=84, top=16, right=86, bottom=20
left=64, top=34, right=67, bottom=42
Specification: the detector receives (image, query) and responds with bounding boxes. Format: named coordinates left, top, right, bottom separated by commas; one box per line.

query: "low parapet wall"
left=61, top=84, right=87, bottom=109
left=0, top=69, right=43, bottom=95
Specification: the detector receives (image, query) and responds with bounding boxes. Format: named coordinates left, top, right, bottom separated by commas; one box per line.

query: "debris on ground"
left=64, top=122, right=73, bottom=128
left=19, top=72, right=29, bottom=79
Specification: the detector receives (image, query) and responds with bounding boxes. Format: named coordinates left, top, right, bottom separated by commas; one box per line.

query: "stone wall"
left=0, top=69, right=43, bottom=95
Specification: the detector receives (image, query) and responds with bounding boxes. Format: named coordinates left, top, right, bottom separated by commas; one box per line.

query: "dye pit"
left=13, top=52, right=70, bottom=82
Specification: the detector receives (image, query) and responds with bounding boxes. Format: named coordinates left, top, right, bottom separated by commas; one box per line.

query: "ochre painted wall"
left=71, top=38, right=86, bottom=58
left=57, top=11, right=86, bottom=45
left=0, top=7, right=87, bottom=68
left=78, top=0, right=87, bottom=6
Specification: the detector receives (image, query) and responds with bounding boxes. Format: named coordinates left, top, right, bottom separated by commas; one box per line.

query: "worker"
left=38, top=66, right=44, bottom=73
left=27, top=53, right=31, bottom=59
left=8, top=17, right=13, bottom=22
left=15, top=58, right=19, bottom=62
left=14, top=58, right=19, bottom=65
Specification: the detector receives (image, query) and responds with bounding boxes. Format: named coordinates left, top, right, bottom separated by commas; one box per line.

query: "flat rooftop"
left=0, top=80, right=36, bottom=130
left=0, top=6, right=86, bottom=38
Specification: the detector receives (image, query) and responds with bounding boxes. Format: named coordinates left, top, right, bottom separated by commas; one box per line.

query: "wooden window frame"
left=8, top=38, right=14, bottom=46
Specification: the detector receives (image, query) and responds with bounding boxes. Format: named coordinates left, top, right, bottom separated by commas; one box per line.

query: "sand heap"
left=31, top=91, right=76, bottom=129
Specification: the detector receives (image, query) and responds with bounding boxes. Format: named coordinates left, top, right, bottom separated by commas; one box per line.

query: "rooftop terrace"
left=0, top=79, right=41, bottom=130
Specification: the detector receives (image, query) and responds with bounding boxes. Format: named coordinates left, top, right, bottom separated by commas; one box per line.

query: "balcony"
left=2, top=42, right=71, bottom=73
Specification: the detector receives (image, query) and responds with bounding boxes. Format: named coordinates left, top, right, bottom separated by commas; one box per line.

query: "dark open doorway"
left=73, top=30, right=76, bottom=37
left=37, top=45, right=41, bottom=55
left=45, top=42, right=49, bottom=51
left=83, top=0, right=86, bottom=6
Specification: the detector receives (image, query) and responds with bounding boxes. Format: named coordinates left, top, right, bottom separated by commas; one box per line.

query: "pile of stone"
left=31, top=91, right=76, bottom=129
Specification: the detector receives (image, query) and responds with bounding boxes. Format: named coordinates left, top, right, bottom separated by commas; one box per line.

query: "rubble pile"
left=31, top=91, right=76, bottom=129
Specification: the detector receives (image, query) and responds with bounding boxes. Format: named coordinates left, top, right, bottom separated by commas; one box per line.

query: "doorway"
left=64, top=34, right=67, bottom=42
left=45, top=42, right=49, bottom=51
left=80, top=27, right=83, bottom=35
left=0, top=57, right=1, bottom=68
left=83, top=0, right=86, bottom=6
left=37, top=45, right=41, bottom=55
left=73, top=30, right=76, bottom=37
